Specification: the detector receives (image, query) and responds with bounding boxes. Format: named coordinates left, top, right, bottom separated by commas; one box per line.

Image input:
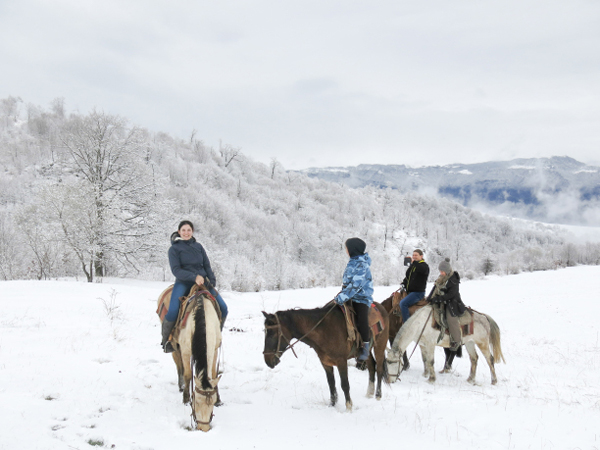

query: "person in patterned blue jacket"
left=334, top=237, right=374, bottom=363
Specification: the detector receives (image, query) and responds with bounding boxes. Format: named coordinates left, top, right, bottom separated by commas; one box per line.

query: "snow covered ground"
left=1, top=266, right=600, bottom=450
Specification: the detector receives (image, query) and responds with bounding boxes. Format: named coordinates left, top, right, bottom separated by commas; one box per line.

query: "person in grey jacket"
left=429, top=258, right=466, bottom=351
left=161, top=220, right=228, bottom=353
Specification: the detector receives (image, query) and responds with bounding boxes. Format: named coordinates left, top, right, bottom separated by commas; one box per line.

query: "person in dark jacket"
left=429, top=258, right=466, bottom=351
left=399, top=249, right=430, bottom=323
left=161, top=220, right=228, bottom=353
left=334, top=238, right=374, bottom=364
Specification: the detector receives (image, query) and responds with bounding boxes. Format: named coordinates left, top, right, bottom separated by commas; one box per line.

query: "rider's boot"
left=357, top=341, right=371, bottom=362
left=161, top=319, right=176, bottom=353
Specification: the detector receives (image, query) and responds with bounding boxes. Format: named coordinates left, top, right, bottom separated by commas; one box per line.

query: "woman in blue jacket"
left=334, top=237, right=374, bottom=363
left=161, top=220, right=228, bottom=353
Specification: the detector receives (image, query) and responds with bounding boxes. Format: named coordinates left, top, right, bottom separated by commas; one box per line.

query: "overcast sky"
left=1, top=1, right=599, bottom=170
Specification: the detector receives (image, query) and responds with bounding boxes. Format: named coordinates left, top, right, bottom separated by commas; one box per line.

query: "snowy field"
left=1, top=266, right=600, bottom=450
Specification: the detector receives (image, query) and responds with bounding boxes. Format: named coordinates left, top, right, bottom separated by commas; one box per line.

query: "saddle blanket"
left=156, top=285, right=221, bottom=342
left=432, top=309, right=474, bottom=336
left=368, top=303, right=385, bottom=336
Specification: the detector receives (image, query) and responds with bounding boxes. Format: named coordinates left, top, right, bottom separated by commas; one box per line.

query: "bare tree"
left=51, top=110, right=166, bottom=281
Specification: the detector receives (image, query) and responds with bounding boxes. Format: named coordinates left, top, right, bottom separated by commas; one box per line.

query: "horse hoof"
left=345, top=401, right=353, bottom=411
left=492, top=380, right=497, bottom=385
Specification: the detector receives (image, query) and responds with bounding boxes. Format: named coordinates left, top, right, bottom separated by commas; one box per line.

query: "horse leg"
left=420, top=343, right=436, bottom=383
left=402, top=351, right=410, bottom=371
left=171, top=349, right=185, bottom=392
left=366, top=354, right=375, bottom=398
left=215, top=386, right=223, bottom=407
left=181, top=348, right=193, bottom=404
left=373, top=335, right=387, bottom=400
left=439, top=348, right=455, bottom=374
left=421, top=349, right=430, bottom=378
left=322, top=363, right=338, bottom=407
left=465, top=341, right=479, bottom=384
left=337, top=360, right=352, bottom=411
left=476, top=339, right=497, bottom=385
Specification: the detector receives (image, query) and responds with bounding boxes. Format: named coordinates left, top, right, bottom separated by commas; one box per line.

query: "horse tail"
left=484, top=314, right=506, bottom=364
left=192, top=296, right=211, bottom=390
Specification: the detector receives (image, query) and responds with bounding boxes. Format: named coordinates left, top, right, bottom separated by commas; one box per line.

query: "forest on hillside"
left=1, top=96, right=599, bottom=290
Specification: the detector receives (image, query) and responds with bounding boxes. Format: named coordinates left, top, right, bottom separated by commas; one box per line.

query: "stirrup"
left=163, top=341, right=175, bottom=353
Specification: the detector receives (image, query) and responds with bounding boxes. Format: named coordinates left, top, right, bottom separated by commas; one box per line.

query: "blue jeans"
left=400, top=291, right=425, bottom=323
left=165, top=281, right=228, bottom=322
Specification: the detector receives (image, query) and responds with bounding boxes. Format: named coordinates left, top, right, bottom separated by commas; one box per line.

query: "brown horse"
left=262, top=302, right=389, bottom=410
left=381, top=290, right=461, bottom=375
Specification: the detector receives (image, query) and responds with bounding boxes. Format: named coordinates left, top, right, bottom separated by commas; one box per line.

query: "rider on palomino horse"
left=161, top=220, right=229, bottom=353
left=334, top=238, right=374, bottom=363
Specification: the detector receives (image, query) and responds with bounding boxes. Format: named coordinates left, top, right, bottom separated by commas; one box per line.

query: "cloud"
left=1, top=0, right=600, bottom=169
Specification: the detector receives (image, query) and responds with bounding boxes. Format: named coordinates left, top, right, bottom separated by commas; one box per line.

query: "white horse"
left=159, top=289, right=222, bottom=431
left=387, top=305, right=505, bottom=385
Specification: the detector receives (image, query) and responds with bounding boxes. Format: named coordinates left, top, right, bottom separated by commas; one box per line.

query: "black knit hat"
left=345, top=237, right=366, bottom=257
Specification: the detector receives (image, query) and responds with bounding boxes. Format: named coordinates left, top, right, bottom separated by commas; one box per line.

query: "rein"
left=264, top=303, right=337, bottom=360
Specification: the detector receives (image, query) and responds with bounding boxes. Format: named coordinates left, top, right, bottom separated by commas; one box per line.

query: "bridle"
left=190, top=382, right=217, bottom=428
left=263, top=312, right=298, bottom=361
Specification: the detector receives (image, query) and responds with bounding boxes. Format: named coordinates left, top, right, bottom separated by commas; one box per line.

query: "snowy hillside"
left=1, top=267, right=599, bottom=449
left=4, top=100, right=598, bottom=290
left=301, top=156, right=600, bottom=225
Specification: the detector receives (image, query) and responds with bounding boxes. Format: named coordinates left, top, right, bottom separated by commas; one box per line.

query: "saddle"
left=339, top=302, right=385, bottom=345
left=156, top=284, right=223, bottom=343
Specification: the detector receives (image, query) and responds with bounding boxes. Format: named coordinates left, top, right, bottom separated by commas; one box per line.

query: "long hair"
left=191, top=296, right=211, bottom=390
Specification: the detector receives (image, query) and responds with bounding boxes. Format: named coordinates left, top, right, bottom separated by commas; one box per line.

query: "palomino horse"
left=387, top=305, right=505, bottom=385
left=157, top=288, right=222, bottom=431
left=381, top=290, right=461, bottom=375
left=262, top=302, right=389, bottom=410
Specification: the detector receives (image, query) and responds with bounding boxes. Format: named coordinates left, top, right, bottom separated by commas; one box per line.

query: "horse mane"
left=191, top=297, right=211, bottom=390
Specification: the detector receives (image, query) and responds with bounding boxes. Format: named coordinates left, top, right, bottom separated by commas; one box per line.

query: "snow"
left=2, top=267, right=600, bottom=449
left=508, top=165, right=536, bottom=170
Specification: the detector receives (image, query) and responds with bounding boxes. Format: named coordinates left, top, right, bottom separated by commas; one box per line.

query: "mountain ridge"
left=300, top=156, right=600, bottom=225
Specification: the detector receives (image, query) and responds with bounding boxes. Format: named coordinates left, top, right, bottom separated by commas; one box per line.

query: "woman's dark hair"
left=178, top=220, right=194, bottom=231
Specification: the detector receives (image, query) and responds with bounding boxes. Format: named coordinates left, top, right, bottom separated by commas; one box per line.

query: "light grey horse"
left=387, top=305, right=505, bottom=384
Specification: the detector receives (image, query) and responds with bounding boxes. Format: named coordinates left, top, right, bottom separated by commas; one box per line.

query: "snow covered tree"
left=53, top=110, right=167, bottom=281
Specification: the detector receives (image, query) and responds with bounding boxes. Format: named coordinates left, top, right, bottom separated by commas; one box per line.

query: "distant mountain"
left=300, top=156, right=600, bottom=225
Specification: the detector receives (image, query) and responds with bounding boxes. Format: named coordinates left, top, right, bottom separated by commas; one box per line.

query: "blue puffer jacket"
left=168, top=235, right=216, bottom=286
left=335, top=253, right=374, bottom=306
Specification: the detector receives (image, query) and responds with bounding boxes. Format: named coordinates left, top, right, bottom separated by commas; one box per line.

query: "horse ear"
left=262, top=311, right=270, bottom=319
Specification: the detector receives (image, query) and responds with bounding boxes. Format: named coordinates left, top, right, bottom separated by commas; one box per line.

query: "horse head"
left=262, top=311, right=291, bottom=369
left=192, top=375, right=221, bottom=432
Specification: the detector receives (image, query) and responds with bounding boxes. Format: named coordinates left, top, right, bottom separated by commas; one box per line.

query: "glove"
left=335, top=292, right=348, bottom=305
